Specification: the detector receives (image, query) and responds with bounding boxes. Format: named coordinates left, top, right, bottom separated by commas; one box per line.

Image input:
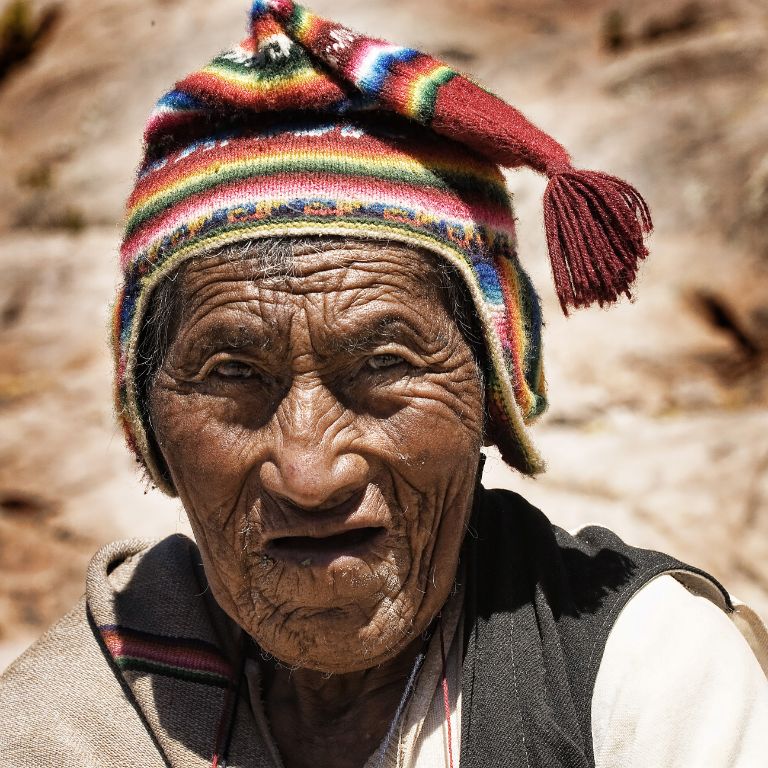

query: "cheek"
left=375, top=363, right=484, bottom=486
left=150, top=391, right=266, bottom=622
left=151, top=386, right=258, bottom=500
left=368, top=364, right=483, bottom=579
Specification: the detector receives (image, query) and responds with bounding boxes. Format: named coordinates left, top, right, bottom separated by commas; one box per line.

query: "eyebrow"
left=186, top=325, right=275, bottom=356
left=325, top=314, right=429, bottom=355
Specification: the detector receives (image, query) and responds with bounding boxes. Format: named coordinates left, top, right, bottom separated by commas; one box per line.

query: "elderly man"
left=1, top=2, right=767, bottom=766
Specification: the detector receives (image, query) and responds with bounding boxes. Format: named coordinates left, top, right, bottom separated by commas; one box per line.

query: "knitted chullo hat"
left=115, top=0, right=652, bottom=495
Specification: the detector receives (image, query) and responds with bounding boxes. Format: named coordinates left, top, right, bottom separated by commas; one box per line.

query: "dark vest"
left=460, top=488, right=730, bottom=768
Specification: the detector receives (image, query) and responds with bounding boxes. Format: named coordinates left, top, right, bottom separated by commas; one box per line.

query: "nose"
left=259, top=380, right=369, bottom=511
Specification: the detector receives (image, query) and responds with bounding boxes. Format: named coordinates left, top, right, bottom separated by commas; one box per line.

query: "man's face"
left=149, top=241, right=484, bottom=672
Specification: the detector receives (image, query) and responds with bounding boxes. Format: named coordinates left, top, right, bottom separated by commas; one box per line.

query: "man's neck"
left=263, top=635, right=424, bottom=768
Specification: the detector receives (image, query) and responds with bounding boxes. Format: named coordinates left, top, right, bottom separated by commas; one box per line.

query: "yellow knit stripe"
left=407, top=64, right=453, bottom=118
left=129, top=150, right=504, bottom=220
left=197, top=62, right=321, bottom=92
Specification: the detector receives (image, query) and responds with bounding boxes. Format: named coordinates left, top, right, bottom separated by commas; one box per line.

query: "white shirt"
left=592, top=574, right=768, bottom=767
left=377, top=575, right=768, bottom=767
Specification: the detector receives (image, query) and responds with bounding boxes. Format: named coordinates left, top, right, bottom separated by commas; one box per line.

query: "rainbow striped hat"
left=116, top=0, right=652, bottom=494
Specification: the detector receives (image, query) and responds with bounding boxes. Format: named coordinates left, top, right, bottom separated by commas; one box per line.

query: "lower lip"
left=266, top=528, right=388, bottom=567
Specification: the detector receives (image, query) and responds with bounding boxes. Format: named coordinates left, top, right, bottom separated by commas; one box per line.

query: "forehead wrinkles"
left=259, top=247, right=443, bottom=299
left=169, top=263, right=288, bottom=357
left=179, top=242, right=445, bottom=297
left=172, top=245, right=450, bottom=344
left=267, top=256, right=448, bottom=339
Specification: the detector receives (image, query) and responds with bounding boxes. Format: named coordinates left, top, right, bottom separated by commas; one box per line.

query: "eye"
left=365, top=353, right=406, bottom=371
left=212, top=360, right=256, bottom=379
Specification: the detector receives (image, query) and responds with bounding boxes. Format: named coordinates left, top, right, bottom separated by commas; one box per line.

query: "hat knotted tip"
left=542, top=166, right=653, bottom=315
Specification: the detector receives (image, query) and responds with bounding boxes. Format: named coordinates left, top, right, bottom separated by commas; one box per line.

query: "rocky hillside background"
left=1, top=0, right=767, bottom=669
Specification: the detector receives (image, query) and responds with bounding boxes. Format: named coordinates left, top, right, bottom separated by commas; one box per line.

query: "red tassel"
left=543, top=169, right=652, bottom=315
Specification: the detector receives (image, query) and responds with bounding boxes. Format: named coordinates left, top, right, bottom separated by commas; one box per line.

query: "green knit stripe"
left=126, top=155, right=510, bottom=237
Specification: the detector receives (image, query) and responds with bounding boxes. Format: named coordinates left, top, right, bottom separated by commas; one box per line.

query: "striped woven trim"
left=493, top=255, right=545, bottom=419
left=122, top=196, right=512, bottom=277
left=118, top=200, right=513, bottom=347
left=99, top=625, right=234, bottom=688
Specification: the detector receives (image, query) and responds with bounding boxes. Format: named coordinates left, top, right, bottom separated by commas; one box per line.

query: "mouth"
left=267, top=526, right=387, bottom=565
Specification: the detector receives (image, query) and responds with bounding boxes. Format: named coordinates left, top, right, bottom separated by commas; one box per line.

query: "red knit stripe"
left=129, top=135, right=504, bottom=206
left=251, top=11, right=284, bottom=41
left=432, top=77, right=570, bottom=173
left=144, top=111, right=204, bottom=145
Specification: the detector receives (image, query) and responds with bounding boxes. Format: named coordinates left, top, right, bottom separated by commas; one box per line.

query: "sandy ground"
left=1, top=0, right=767, bottom=671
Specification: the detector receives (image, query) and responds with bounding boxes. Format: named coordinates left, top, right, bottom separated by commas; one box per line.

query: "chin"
left=242, top=585, right=427, bottom=673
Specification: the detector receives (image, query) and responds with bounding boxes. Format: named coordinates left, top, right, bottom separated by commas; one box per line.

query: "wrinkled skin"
left=149, top=241, right=484, bottom=767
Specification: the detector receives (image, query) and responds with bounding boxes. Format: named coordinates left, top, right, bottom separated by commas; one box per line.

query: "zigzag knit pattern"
left=115, top=2, right=554, bottom=493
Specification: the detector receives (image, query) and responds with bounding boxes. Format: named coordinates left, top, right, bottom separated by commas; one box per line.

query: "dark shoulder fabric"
left=459, top=487, right=730, bottom=768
